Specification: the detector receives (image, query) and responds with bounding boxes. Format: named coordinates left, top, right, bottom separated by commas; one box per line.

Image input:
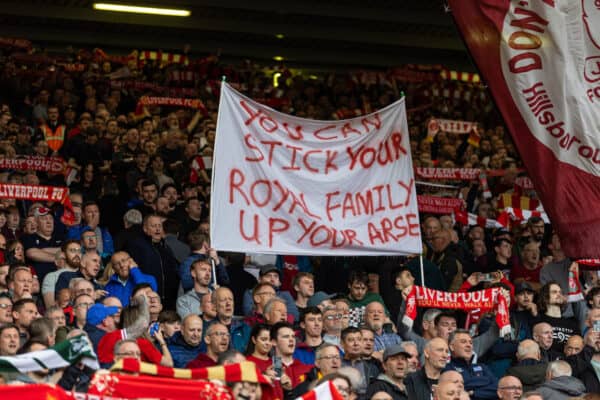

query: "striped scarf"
left=0, top=335, right=99, bottom=373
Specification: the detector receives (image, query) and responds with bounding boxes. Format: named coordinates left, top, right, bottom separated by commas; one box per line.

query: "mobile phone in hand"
left=272, top=355, right=283, bottom=379
left=593, top=320, right=600, bottom=332
left=480, top=272, right=494, bottom=282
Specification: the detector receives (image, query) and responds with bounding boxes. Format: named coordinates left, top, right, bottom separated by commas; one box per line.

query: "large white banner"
left=210, top=83, right=422, bottom=256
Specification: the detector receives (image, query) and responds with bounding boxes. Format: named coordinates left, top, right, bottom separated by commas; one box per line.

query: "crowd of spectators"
left=0, top=40, right=599, bottom=400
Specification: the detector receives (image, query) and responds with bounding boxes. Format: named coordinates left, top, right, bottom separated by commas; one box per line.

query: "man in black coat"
left=405, top=337, right=449, bottom=400
left=366, top=344, right=409, bottom=400
left=126, top=214, right=179, bottom=310
left=566, top=308, right=600, bottom=393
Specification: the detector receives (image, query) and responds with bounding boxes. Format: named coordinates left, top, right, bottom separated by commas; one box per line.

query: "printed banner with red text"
left=449, top=0, right=600, bottom=258
left=210, top=83, right=422, bottom=255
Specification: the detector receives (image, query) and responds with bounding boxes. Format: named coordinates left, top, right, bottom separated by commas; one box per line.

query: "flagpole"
left=419, top=254, right=425, bottom=287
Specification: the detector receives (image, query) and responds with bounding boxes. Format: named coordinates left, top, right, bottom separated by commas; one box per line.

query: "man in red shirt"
left=187, top=322, right=230, bottom=368
left=270, top=321, right=312, bottom=391
left=512, top=241, right=543, bottom=291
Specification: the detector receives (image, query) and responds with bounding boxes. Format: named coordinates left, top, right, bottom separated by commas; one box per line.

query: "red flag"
left=449, top=0, right=600, bottom=258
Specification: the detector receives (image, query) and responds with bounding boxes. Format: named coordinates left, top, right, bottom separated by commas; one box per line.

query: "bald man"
left=532, top=322, right=562, bottom=362
left=433, top=380, right=462, bottom=400
left=438, top=370, right=465, bottom=393
left=166, top=314, right=203, bottom=367
left=405, top=337, right=449, bottom=400
left=497, top=376, right=523, bottom=400
left=564, top=335, right=583, bottom=357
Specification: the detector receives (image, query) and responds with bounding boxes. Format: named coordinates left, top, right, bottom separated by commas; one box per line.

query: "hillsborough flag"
left=449, top=0, right=600, bottom=257
left=211, top=83, right=421, bottom=256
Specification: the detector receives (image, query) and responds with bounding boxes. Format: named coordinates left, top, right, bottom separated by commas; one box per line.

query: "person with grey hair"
left=536, top=360, right=585, bottom=400
left=506, top=339, right=547, bottom=391
left=400, top=341, right=420, bottom=372
left=113, top=209, right=143, bottom=251
left=263, top=297, right=287, bottom=325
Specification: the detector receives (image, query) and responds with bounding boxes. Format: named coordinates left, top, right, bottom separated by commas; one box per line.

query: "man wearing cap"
left=366, top=344, right=410, bottom=400
left=242, top=264, right=298, bottom=321
left=23, top=206, right=64, bottom=283
left=84, top=303, right=119, bottom=351
left=307, top=291, right=335, bottom=311
left=512, top=282, right=538, bottom=340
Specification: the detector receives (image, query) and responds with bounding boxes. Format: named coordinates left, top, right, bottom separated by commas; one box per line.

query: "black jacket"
left=127, top=233, right=180, bottom=310
left=567, top=345, right=600, bottom=394
left=506, top=359, right=547, bottom=391
left=405, top=368, right=436, bottom=400
left=366, top=375, right=408, bottom=400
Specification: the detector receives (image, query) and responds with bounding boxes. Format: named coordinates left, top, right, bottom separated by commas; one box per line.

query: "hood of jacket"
left=541, top=376, right=586, bottom=396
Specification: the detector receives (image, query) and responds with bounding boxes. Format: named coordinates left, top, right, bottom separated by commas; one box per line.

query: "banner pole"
left=210, top=257, right=217, bottom=289
left=419, top=254, right=425, bottom=287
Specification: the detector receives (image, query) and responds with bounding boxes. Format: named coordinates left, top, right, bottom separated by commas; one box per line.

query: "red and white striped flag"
left=496, top=207, right=550, bottom=228
left=296, top=381, right=345, bottom=400
left=453, top=209, right=503, bottom=228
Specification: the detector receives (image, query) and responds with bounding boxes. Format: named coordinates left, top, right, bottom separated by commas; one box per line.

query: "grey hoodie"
left=537, top=376, right=586, bottom=400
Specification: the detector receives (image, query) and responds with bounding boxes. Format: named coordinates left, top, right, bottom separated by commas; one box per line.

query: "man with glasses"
left=186, top=322, right=230, bottom=368
left=0, top=293, right=13, bottom=324
left=113, top=339, right=142, bottom=362
left=242, top=264, right=298, bottom=322
left=290, top=343, right=342, bottom=398
left=243, top=282, right=276, bottom=326
left=322, top=306, right=343, bottom=347
left=67, top=201, right=114, bottom=260
left=105, top=251, right=157, bottom=306
left=71, top=293, right=94, bottom=329
left=497, top=375, right=523, bottom=400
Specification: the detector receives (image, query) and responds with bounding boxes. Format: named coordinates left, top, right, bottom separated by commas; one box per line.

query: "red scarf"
left=403, top=286, right=511, bottom=337
left=0, top=183, right=75, bottom=225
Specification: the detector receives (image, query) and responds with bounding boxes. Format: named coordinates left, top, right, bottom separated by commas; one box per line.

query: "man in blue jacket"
left=444, top=329, right=498, bottom=400
left=67, top=201, right=114, bottom=260
left=104, top=251, right=157, bottom=306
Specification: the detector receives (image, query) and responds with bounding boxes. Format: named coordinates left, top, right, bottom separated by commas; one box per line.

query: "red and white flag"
left=449, top=0, right=600, bottom=258
left=296, top=381, right=345, bottom=400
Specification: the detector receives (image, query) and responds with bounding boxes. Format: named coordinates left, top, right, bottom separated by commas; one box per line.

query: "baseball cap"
left=514, top=281, right=535, bottom=295
left=87, top=304, right=119, bottom=326
left=259, top=264, right=279, bottom=277
left=307, top=291, right=335, bottom=308
left=383, top=344, right=411, bottom=361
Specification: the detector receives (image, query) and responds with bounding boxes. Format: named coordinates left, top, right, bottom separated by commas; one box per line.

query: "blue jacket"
left=67, top=225, right=114, bottom=258
left=166, top=331, right=203, bottom=368
left=230, top=320, right=252, bottom=353
left=104, top=267, right=157, bottom=306
left=444, top=357, right=498, bottom=400
left=177, top=253, right=230, bottom=292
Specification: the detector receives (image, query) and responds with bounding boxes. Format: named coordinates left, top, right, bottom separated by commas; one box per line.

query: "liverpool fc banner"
left=211, top=83, right=421, bottom=256
left=449, top=0, right=600, bottom=257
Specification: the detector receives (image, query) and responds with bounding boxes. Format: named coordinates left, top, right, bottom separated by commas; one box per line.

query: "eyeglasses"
left=0, top=303, right=12, bottom=309
left=256, top=292, right=275, bottom=297
left=324, top=314, right=343, bottom=320
left=317, top=355, right=341, bottom=361
left=499, top=386, right=523, bottom=391
left=75, top=302, right=94, bottom=309
left=67, top=248, right=82, bottom=253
